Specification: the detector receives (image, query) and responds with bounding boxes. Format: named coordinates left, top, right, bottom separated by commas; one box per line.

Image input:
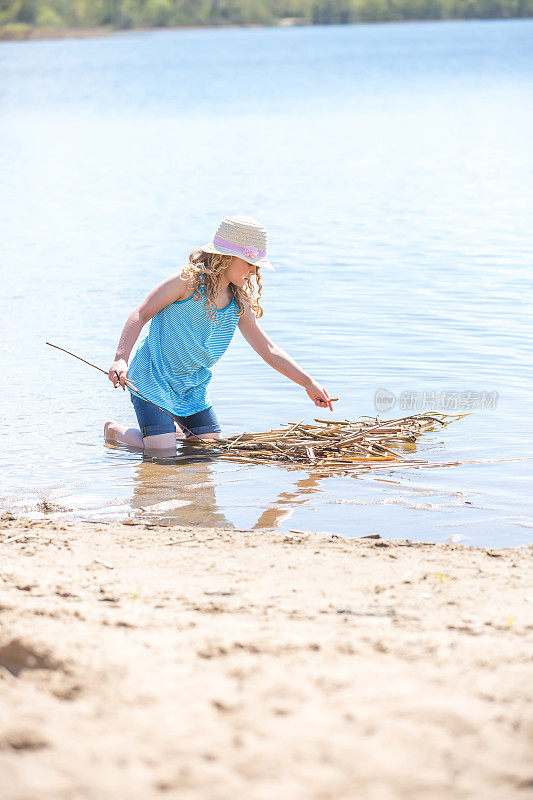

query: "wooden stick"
left=45, top=341, right=202, bottom=440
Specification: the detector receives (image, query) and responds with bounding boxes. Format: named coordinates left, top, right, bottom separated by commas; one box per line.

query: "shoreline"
left=1, top=516, right=531, bottom=798
left=1, top=16, right=531, bottom=43
left=0, top=22, right=271, bottom=43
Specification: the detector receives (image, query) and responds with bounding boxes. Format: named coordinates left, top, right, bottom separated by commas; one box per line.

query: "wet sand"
left=1, top=515, right=532, bottom=799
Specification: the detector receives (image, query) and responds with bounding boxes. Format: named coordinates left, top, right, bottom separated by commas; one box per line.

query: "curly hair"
left=181, top=250, right=264, bottom=321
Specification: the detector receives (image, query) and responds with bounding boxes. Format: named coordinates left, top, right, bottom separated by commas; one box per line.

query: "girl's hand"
left=305, top=379, right=333, bottom=411
left=108, top=359, right=128, bottom=390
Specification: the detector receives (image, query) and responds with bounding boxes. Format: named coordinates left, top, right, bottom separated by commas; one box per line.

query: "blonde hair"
left=182, top=250, right=264, bottom=321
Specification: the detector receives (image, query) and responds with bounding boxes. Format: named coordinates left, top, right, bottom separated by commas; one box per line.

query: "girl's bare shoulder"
left=138, top=269, right=194, bottom=322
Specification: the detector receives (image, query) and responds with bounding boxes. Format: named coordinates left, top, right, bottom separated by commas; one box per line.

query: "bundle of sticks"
left=183, top=412, right=467, bottom=473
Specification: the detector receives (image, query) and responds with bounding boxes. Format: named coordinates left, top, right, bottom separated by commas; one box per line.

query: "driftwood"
left=179, top=412, right=469, bottom=474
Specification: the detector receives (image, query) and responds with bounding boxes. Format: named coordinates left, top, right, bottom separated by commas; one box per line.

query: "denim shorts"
left=130, top=393, right=221, bottom=438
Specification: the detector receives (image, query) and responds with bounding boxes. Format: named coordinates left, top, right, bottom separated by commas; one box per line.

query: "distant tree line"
left=1, top=0, right=531, bottom=33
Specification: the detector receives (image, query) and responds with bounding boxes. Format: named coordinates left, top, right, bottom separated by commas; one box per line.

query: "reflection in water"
left=251, top=472, right=325, bottom=530
left=131, top=457, right=235, bottom=528
left=128, top=430, right=444, bottom=529
left=128, top=437, right=329, bottom=530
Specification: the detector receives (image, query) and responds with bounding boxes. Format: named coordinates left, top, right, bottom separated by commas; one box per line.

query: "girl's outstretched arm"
left=108, top=271, right=190, bottom=389
left=238, top=303, right=333, bottom=411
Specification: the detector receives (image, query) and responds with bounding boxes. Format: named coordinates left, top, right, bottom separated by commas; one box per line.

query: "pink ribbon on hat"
left=213, top=236, right=265, bottom=260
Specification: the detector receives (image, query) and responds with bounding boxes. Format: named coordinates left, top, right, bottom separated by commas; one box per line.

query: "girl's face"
left=224, top=256, right=257, bottom=288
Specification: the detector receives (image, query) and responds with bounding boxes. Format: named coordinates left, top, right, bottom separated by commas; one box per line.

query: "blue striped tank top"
left=127, top=284, right=239, bottom=416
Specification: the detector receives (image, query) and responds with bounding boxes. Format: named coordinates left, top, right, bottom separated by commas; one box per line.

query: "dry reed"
left=180, top=412, right=468, bottom=474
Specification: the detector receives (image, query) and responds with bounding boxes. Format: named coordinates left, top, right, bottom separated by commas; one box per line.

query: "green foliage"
left=119, top=0, right=143, bottom=27
left=0, top=0, right=531, bottom=33
left=11, top=0, right=38, bottom=23
left=0, top=20, right=32, bottom=34
left=36, top=4, right=62, bottom=25
left=142, top=0, right=173, bottom=26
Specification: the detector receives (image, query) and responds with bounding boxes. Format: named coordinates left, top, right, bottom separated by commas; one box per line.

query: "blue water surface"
left=1, top=20, right=532, bottom=546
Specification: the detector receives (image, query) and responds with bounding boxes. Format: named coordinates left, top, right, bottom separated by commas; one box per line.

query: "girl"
left=105, top=215, right=333, bottom=452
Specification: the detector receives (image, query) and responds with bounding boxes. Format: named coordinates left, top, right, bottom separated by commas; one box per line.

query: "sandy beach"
left=0, top=515, right=531, bottom=799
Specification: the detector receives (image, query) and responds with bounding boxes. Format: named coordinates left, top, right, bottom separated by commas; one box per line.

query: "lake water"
left=1, top=20, right=532, bottom=547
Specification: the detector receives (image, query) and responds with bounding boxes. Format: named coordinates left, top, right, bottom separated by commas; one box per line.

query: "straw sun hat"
left=201, top=215, right=274, bottom=271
